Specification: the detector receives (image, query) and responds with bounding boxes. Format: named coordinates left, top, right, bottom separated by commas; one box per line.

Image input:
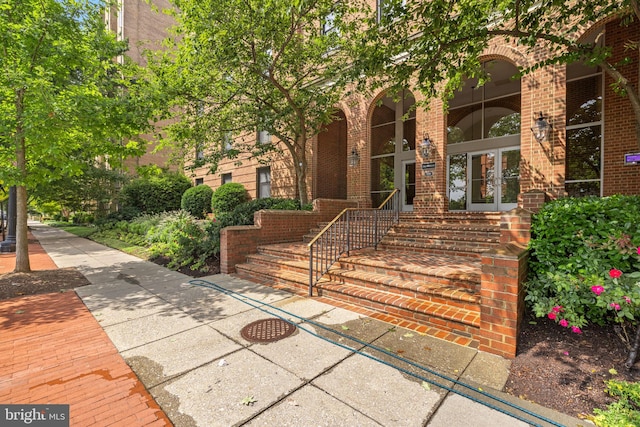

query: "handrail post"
left=308, top=245, right=313, bottom=296
left=374, top=210, right=378, bottom=250
left=307, top=189, right=400, bottom=292
left=346, top=211, right=351, bottom=257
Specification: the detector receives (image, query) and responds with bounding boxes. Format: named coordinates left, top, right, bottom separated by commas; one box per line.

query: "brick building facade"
left=191, top=11, right=640, bottom=213
left=105, top=0, right=176, bottom=173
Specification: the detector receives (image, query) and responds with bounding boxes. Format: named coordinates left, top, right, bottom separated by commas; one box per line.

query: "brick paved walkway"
left=0, top=230, right=172, bottom=426
left=0, top=292, right=172, bottom=426
left=0, top=231, right=58, bottom=273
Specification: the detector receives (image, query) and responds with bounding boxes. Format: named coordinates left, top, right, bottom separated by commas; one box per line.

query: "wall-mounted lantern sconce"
left=349, top=147, right=360, bottom=167
left=531, top=112, right=552, bottom=143
left=421, top=134, right=433, bottom=158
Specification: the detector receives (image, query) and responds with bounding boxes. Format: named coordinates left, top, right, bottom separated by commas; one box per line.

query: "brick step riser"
left=306, top=233, right=499, bottom=244
left=400, top=216, right=500, bottom=225
left=377, top=242, right=488, bottom=258
left=382, top=235, right=499, bottom=248
left=316, top=286, right=479, bottom=337
left=324, top=272, right=480, bottom=312
left=390, top=228, right=500, bottom=238
left=244, top=255, right=312, bottom=276
left=235, top=265, right=309, bottom=295
left=245, top=252, right=480, bottom=293
left=238, top=254, right=480, bottom=309
left=335, top=262, right=479, bottom=291
left=257, top=247, right=310, bottom=261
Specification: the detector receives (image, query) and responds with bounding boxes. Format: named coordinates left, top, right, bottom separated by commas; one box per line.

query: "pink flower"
left=591, top=285, right=604, bottom=296
left=571, top=326, right=582, bottom=334
left=548, top=312, right=557, bottom=320
left=637, top=246, right=640, bottom=256
left=552, top=305, right=563, bottom=313
left=624, top=296, right=632, bottom=304
left=610, top=303, right=621, bottom=311
left=559, top=319, right=569, bottom=327
left=609, top=269, right=622, bottom=279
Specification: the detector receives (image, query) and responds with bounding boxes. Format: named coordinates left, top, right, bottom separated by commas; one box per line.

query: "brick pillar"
left=220, top=226, right=259, bottom=274
left=520, top=190, right=549, bottom=213
left=478, top=244, right=529, bottom=358
left=500, top=208, right=532, bottom=245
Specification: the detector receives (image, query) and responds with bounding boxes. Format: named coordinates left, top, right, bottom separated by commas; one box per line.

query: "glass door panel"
left=448, top=154, right=467, bottom=210
left=371, top=156, right=395, bottom=207
left=499, top=148, right=520, bottom=210
left=469, top=152, right=496, bottom=211
left=402, top=161, right=415, bottom=211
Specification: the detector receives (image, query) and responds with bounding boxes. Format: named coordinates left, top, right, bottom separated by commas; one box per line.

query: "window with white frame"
left=565, top=62, right=603, bottom=197
left=322, top=8, right=337, bottom=35
left=377, top=0, right=406, bottom=23
left=223, top=132, right=233, bottom=151
left=258, top=130, right=271, bottom=145
left=257, top=167, right=271, bottom=198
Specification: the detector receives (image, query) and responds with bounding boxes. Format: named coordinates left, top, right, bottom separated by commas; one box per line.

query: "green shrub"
left=120, top=172, right=192, bottom=215
left=181, top=185, right=213, bottom=219
left=207, top=197, right=304, bottom=253
left=95, top=206, right=142, bottom=227
left=211, top=182, right=249, bottom=214
left=71, top=212, right=94, bottom=224
left=223, top=197, right=301, bottom=225
left=147, top=210, right=217, bottom=271
left=589, top=380, right=640, bottom=426
left=127, top=213, right=163, bottom=236
left=526, top=195, right=640, bottom=329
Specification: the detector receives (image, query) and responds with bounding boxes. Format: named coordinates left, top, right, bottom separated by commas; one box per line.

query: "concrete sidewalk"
left=30, top=222, right=585, bottom=427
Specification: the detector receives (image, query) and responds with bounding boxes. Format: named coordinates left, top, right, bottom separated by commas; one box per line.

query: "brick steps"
left=379, top=218, right=500, bottom=258
left=235, top=241, right=485, bottom=338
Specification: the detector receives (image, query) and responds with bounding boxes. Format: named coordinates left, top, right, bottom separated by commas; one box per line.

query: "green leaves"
left=149, top=0, right=369, bottom=205
left=0, top=0, right=154, bottom=188
left=527, top=195, right=640, bottom=333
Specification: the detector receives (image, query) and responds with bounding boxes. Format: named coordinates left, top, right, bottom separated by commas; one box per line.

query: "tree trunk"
left=13, top=89, right=31, bottom=273
left=295, top=136, right=309, bottom=206
left=625, top=323, right=640, bottom=369
left=14, top=185, right=30, bottom=272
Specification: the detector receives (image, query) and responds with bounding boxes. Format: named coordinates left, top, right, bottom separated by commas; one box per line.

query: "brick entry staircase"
left=235, top=213, right=502, bottom=346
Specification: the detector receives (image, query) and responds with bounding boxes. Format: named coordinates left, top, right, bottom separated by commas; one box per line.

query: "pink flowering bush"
left=528, top=243, right=640, bottom=340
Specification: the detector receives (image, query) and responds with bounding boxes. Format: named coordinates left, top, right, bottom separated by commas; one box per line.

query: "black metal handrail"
left=308, top=189, right=400, bottom=296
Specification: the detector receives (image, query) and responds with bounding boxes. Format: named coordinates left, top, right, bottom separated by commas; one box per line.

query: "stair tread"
left=328, top=268, right=479, bottom=303
left=238, top=252, right=480, bottom=303
left=251, top=246, right=482, bottom=279
left=317, top=281, right=480, bottom=327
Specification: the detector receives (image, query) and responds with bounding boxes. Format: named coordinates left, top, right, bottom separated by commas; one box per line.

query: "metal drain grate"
left=240, top=318, right=297, bottom=343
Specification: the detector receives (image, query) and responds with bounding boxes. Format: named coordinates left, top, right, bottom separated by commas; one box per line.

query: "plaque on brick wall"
left=624, top=152, right=640, bottom=165
left=421, top=162, right=436, bottom=170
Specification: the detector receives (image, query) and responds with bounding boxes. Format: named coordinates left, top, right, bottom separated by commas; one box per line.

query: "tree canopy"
left=0, top=0, right=155, bottom=271
left=357, top=0, right=640, bottom=144
left=150, top=0, right=368, bottom=205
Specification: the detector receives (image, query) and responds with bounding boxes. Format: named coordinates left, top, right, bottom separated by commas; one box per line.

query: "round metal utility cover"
left=240, top=318, right=297, bottom=343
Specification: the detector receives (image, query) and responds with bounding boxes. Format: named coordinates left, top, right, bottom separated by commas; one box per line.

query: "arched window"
left=370, top=91, right=415, bottom=209
left=445, top=60, right=521, bottom=212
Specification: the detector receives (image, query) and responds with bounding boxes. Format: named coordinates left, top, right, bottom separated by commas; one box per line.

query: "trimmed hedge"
left=120, top=172, right=192, bottom=215
left=181, top=185, right=213, bottom=219
left=211, top=182, right=249, bottom=214
left=526, top=195, right=640, bottom=326
left=529, top=195, right=640, bottom=277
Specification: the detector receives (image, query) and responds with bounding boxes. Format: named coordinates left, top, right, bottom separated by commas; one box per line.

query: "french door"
left=449, top=146, right=520, bottom=212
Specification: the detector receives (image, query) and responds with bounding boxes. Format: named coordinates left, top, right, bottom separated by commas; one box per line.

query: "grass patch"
left=89, top=235, right=151, bottom=259
left=46, top=222, right=97, bottom=238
